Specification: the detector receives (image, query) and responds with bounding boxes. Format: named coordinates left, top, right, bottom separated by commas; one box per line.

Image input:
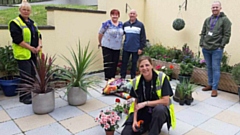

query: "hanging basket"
left=172, top=18, right=185, bottom=31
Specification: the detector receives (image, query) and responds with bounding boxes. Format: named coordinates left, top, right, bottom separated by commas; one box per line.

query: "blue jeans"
left=120, top=50, right=139, bottom=79
left=202, top=48, right=223, bottom=90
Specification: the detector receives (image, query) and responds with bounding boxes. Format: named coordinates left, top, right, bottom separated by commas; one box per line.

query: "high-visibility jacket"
left=128, top=70, right=176, bottom=129
left=8, top=17, right=40, bottom=60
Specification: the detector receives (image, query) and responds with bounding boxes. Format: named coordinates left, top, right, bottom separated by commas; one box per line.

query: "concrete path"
left=0, top=72, right=240, bottom=135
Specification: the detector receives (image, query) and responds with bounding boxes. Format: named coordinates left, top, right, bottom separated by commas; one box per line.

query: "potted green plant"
left=17, top=54, right=57, bottom=114
left=57, top=42, right=99, bottom=106
left=184, top=81, right=196, bottom=105
left=179, top=62, right=193, bottom=83
left=176, top=82, right=186, bottom=105
left=0, top=45, right=19, bottom=96
left=231, top=63, right=240, bottom=99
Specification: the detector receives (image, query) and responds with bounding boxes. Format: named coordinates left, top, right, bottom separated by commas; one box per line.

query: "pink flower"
left=200, top=59, right=206, bottom=64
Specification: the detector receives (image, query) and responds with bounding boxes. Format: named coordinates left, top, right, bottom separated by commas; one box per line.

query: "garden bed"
left=153, top=59, right=238, bottom=94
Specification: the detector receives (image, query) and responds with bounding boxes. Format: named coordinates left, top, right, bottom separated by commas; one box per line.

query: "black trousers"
left=17, top=55, right=36, bottom=101
left=121, top=105, right=169, bottom=135
left=120, top=50, right=139, bottom=79
left=102, top=46, right=120, bottom=80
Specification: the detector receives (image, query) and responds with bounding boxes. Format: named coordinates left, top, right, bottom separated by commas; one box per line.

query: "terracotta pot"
left=105, top=130, right=114, bottom=135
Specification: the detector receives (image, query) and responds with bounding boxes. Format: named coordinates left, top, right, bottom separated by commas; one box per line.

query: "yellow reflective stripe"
left=169, top=104, right=176, bottom=129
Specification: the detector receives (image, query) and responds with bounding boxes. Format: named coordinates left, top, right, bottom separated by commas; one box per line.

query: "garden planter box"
left=153, top=59, right=238, bottom=94
left=152, top=59, right=180, bottom=79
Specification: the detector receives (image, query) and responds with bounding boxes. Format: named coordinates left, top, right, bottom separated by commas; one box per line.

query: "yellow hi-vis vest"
left=128, top=70, right=176, bottom=129
left=8, top=17, right=40, bottom=60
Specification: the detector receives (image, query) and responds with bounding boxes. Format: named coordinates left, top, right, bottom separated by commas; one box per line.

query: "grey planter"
left=32, top=91, right=55, bottom=114
left=68, top=87, right=87, bottom=106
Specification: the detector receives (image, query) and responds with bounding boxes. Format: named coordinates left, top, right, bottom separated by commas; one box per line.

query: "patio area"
left=0, top=72, right=240, bottom=135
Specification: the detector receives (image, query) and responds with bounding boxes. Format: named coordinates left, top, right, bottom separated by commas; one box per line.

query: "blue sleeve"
left=99, top=20, right=110, bottom=34
left=139, top=23, right=146, bottom=50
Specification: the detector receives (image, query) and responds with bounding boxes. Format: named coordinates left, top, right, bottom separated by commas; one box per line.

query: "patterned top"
left=99, top=20, right=124, bottom=50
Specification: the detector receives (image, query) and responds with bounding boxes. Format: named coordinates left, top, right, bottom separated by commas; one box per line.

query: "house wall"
left=1, top=0, right=239, bottom=71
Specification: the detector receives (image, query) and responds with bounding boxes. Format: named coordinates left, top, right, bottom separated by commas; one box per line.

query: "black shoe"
left=20, top=98, right=32, bottom=104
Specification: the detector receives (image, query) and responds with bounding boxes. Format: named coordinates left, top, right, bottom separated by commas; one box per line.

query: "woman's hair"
left=110, top=9, right=120, bottom=17
left=137, top=55, right=153, bottom=67
left=19, top=0, right=31, bottom=9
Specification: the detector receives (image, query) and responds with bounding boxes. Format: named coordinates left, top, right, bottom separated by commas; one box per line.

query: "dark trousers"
left=102, top=46, right=120, bottom=80
left=121, top=105, right=169, bottom=135
left=120, top=50, right=139, bottom=79
left=17, top=55, right=36, bottom=101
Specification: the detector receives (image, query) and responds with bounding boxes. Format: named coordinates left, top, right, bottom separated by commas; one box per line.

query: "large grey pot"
left=32, top=91, right=55, bottom=114
left=68, top=87, right=87, bottom=106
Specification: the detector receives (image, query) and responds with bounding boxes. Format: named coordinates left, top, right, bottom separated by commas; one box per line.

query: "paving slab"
left=55, top=97, right=68, bottom=109
left=176, top=109, right=211, bottom=126
left=75, top=126, right=120, bottom=135
left=0, top=121, right=22, bottom=135
left=25, top=122, right=72, bottom=135
left=214, top=110, right=240, bottom=127
left=14, top=114, right=56, bottom=132
left=198, top=118, right=240, bottom=135
left=5, top=104, right=33, bottom=119
left=188, top=102, right=223, bottom=117
left=0, top=98, right=24, bottom=110
left=161, top=120, right=194, bottom=135
left=227, top=103, right=240, bottom=114
left=203, top=97, right=236, bottom=109
left=78, top=98, right=108, bottom=113
left=49, top=105, right=84, bottom=121
left=60, top=114, right=98, bottom=134
left=0, top=110, right=11, bottom=123
left=96, top=95, right=118, bottom=105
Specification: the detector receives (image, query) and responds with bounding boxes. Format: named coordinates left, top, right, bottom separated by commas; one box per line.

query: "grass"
left=0, top=5, right=97, bottom=25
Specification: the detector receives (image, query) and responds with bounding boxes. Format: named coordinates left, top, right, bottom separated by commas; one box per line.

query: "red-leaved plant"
left=17, top=53, right=57, bottom=95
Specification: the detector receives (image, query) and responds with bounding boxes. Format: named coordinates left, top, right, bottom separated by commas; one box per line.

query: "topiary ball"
left=172, top=18, right=185, bottom=31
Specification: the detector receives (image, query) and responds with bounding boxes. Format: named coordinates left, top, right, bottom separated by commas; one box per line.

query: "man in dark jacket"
left=120, top=9, right=146, bottom=79
left=200, top=1, right=231, bottom=97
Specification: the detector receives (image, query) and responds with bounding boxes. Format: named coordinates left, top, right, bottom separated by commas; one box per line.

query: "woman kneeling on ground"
left=121, top=56, right=176, bottom=135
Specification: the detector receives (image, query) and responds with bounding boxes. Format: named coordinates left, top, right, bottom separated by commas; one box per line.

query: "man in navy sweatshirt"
left=120, top=9, right=146, bottom=79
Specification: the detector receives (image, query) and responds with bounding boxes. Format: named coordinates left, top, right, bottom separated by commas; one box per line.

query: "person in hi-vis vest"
left=8, top=0, right=42, bottom=104
left=121, top=56, right=176, bottom=135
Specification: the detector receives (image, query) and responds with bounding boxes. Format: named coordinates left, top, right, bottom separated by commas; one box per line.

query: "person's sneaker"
left=202, top=85, right=212, bottom=91
left=20, top=98, right=32, bottom=104
left=211, top=90, right=218, bottom=97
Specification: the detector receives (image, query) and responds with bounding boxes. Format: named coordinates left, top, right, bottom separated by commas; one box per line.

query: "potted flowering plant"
left=113, top=98, right=124, bottom=118
left=95, top=109, right=121, bottom=135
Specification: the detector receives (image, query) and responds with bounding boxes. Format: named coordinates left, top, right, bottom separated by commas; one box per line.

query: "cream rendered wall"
left=43, top=10, right=107, bottom=71
left=98, top=0, right=146, bottom=27
left=0, top=30, right=12, bottom=46
left=144, top=0, right=240, bottom=65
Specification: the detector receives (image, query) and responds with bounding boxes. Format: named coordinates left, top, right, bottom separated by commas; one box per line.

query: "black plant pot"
left=185, top=98, right=194, bottom=105
left=178, top=75, right=191, bottom=83
left=179, top=99, right=185, bottom=106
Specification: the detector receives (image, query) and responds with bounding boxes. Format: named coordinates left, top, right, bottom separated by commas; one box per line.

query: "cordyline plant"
left=56, top=41, right=100, bottom=94
left=17, top=53, right=57, bottom=95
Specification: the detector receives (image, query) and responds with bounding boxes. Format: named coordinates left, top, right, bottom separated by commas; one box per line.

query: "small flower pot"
left=105, top=130, right=115, bottom=135
left=185, top=98, right=193, bottom=105
left=179, top=99, right=185, bottom=106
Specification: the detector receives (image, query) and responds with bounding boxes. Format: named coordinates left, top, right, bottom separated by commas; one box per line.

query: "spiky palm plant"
left=57, top=41, right=99, bottom=93
left=17, top=54, right=56, bottom=95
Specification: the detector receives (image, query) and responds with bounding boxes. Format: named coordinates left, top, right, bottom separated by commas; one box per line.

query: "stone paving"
left=0, top=72, right=240, bottom=135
